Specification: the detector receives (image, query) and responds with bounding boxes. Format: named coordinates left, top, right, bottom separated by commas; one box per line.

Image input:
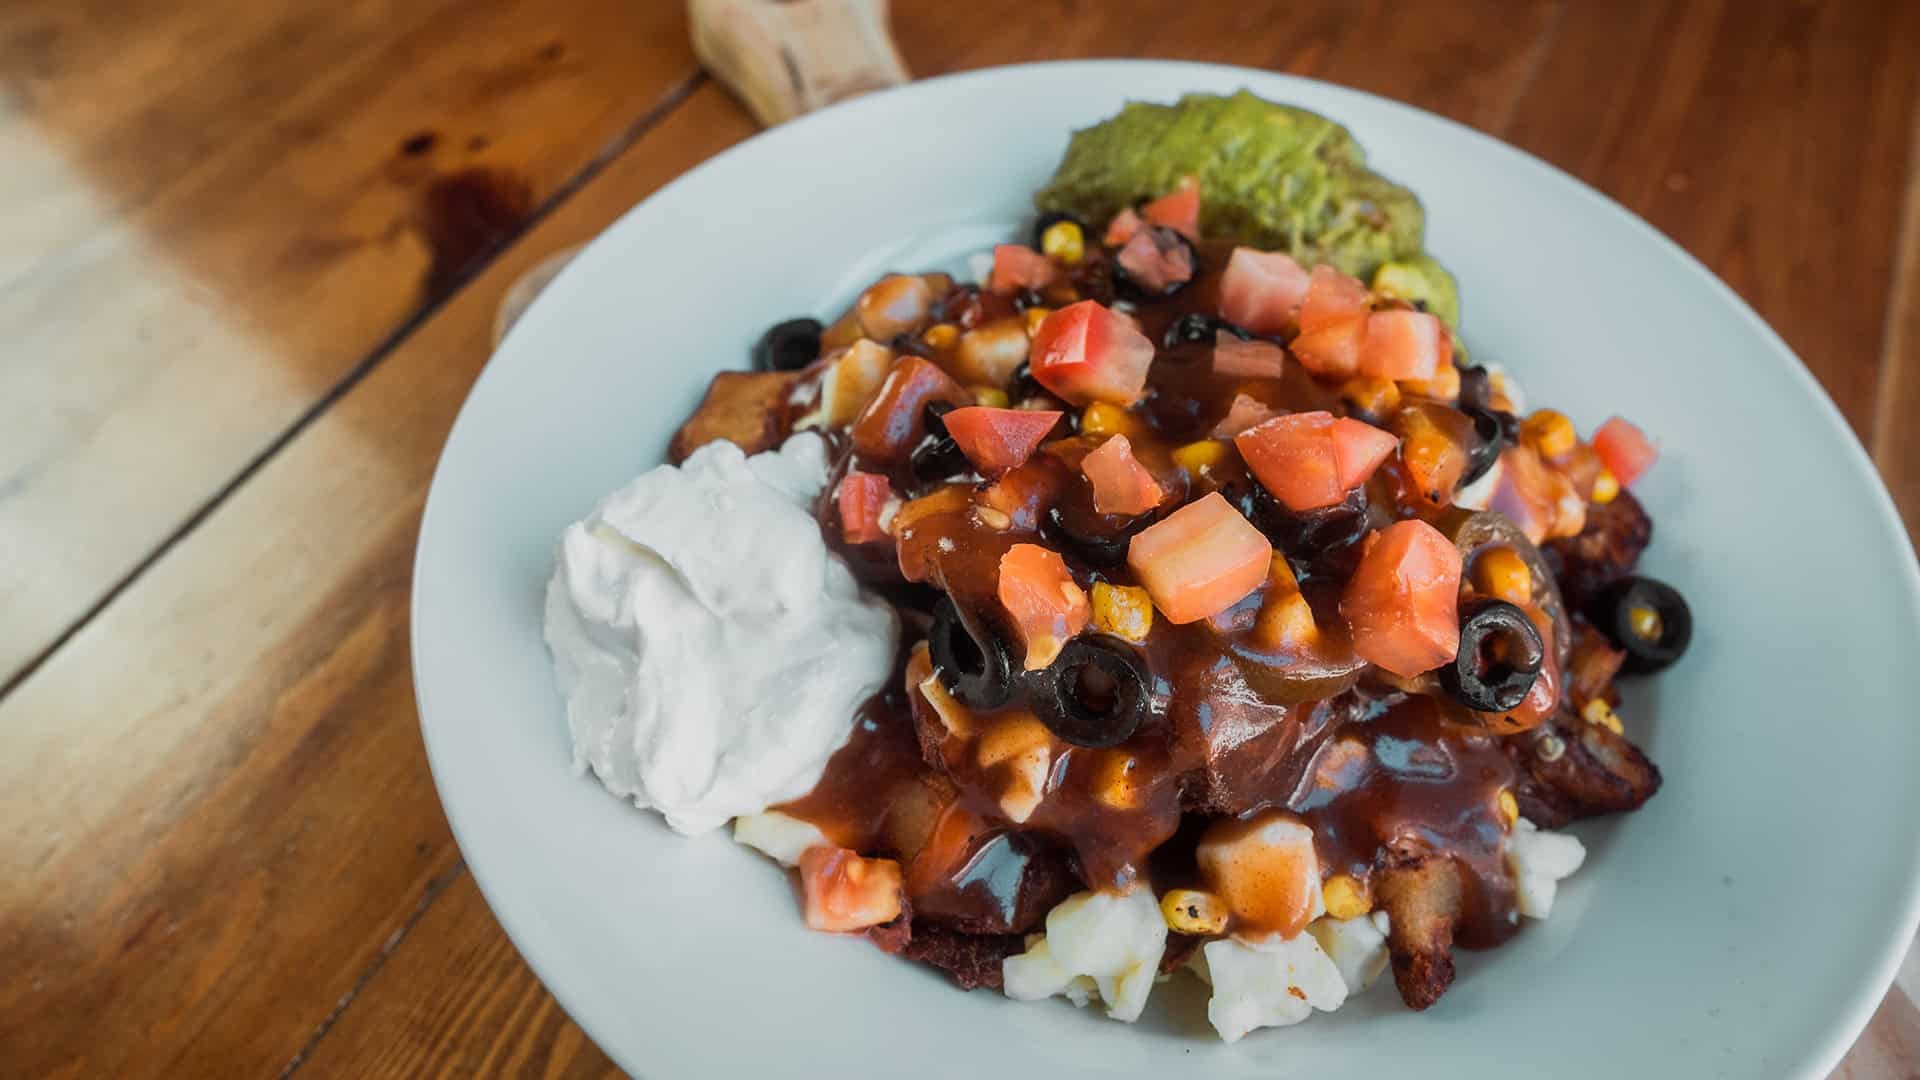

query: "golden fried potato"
left=667, top=370, right=799, bottom=464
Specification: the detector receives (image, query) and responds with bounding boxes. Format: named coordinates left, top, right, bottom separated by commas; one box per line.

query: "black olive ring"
left=752, top=316, right=823, bottom=372
left=1590, top=575, right=1692, bottom=674
left=1029, top=639, right=1150, bottom=748
left=1458, top=405, right=1510, bottom=490
left=1439, top=598, right=1546, bottom=713
left=909, top=401, right=971, bottom=488
left=1163, top=313, right=1250, bottom=349
left=929, top=597, right=1015, bottom=710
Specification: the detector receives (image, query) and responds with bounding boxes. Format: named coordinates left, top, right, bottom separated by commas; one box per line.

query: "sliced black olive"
left=1458, top=405, right=1509, bottom=488
left=1032, top=639, right=1149, bottom=748
left=1590, top=575, right=1692, bottom=674
left=1112, top=225, right=1200, bottom=298
left=1014, top=288, right=1047, bottom=312
left=1031, top=210, right=1086, bottom=252
left=930, top=597, right=1015, bottom=710
left=1236, top=483, right=1371, bottom=562
left=1162, top=313, right=1250, bottom=349
left=908, top=402, right=969, bottom=486
left=1040, top=504, right=1147, bottom=569
left=1008, top=360, right=1044, bottom=403
left=1440, top=598, right=1546, bottom=712
left=752, top=317, right=823, bottom=372
left=1457, top=363, right=1494, bottom=411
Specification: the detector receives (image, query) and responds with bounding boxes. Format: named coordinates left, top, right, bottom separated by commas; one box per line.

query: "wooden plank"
left=1834, top=987, right=1920, bottom=1080
left=0, top=70, right=742, bottom=1080
left=1872, top=106, right=1920, bottom=545
left=294, top=872, right=621, bottom=1079
left=1499, top=0, right=1920, bottom=439
left=0, top=0, right=701, bottom=689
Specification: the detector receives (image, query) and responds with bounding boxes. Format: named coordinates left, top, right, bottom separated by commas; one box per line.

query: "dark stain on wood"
left=418, top=168, right=534, bottom=297
left=399, top=131, right=438, bottom=158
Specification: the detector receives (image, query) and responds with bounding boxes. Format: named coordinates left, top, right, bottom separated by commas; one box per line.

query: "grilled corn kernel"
left=1092, top=583, right=1154, bottom=643
left=1498, top=789, right=1520, bottom=828
left=1081, top=401, right=1146, bottom=439
left=1322, top=874, right=1372, bottom=921
left=1160, top=888, right=1229, bottom=935
left=1023, top=306, right=1054, bottom=337
left=1521, top=408, right=1577, bottom=460
left=1172, top=439, right=1229, bottom=478
left=922, top=322, right=959, bottom=350
left=1041, top=220, right=1085, bottom=266
left=1582, top=697, right=1625, bottom=735
left=1400, top=361, right=1461, bottom=401
left=972, top=386, right=1010, bottom=408
left=1591, top=466, right=1620, bottom=505
left=1341, top=376, right=1401, bottom=416
left=1472, top=547, right=1533, bottom=607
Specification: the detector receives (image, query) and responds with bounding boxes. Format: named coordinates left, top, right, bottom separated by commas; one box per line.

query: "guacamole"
left=1035, top=90, right=1459, bottom=327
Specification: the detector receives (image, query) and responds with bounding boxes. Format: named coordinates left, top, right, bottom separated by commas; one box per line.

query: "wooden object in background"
left=690, top=0, right=908, bottom=126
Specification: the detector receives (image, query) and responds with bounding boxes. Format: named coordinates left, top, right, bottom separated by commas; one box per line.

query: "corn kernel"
left=1498, top=789, right=1519, bottom=828
left=1171, top=439, right=1229, bottom=478
left=1081, top=402, right=1146, bottom=439
left=1521, top=409, right=1577, bottom=460
left=1472, top=546, right=1533, bottom=606
left=1400, top=361, right=1461, bottom=401
left=1591, top=466, right=1620, bottom=505
left=1582, top=697, right=1625, bottom=735
left=1322, top=874, right=1372, bottom=921
left=1256, top=591, right=1317, bottom=650
left=1023, top=306, right=1054, bottom=337
left=1160, top=888, right=1229, bottom=935
left=1091, top=582, right=1154, bottom=643
left=1341, top=376, right=1401, bottom=416
left=921, top=322, right=959, bottom=350
left=971, top=386, right=1010, bottom=408
left=1627, top=604, right=1664, bottom=644
left=1041, top=220, right=1085, bottom=266
left=974, top=505, right=1013, bottom=531
left=1267, top=553, right=1301, bottom=591
left=1093, top=751, right=1143, bottom=809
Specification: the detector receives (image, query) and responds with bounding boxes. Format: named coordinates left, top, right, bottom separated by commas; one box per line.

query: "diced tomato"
left=837, top=471, right=894, bottom=544
left=850, top=356, right=972, bottom=462
left=1115, top=226, right=1197, bottom=293
left=1104, top=207, right=1145, bottom=247
left=1028, top=300, right=1156, bottom=406
left=1081, top=435, right=1164, bottom=516
left=942, top=406, right=1063, bottom=476
left=1141, top=174, right=1201, bottom=240
left=1289, top=315, right=1368, bottom=377
left=1357, top=310, right=1444, bottom=380
left=1234, top=411, right=1397, bottom=512
left=1298, top=264, right=1371, bottom=333
left=998, top=543, right=1091, bottom=670
left=1126, top=491, right=1272, bottom=625
left=1211, top=393, right=1278, bottom=439
left=1339, top=519, right=1463, bottom=678
left=988, top=244, right=1059, bottom=295
left=1218, top=248, right=1310, bottom=336
left=1212, top=334, right=1287, bottom=379
left=1591, top=416, right=1657, bottom=487
left=798, top=847, right=904, bottom=933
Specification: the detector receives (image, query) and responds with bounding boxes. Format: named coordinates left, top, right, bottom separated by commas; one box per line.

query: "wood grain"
left=0, top=0, right=701, bottom=690
left=1873, top=110, right=1920, bottom=544
left=0, top=80, right=752, bottom=1080
left=0, top=0, right=1916, bottom=1076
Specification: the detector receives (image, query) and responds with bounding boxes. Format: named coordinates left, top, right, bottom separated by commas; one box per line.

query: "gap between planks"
left=0, top=71, right=707, bottom=710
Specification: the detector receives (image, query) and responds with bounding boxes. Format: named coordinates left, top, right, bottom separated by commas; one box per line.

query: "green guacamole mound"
left=1035, top=90, right=1459, bottom=327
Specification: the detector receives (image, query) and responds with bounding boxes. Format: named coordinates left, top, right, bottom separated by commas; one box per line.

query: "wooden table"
left=3, top=1, right=1916, bottom=1075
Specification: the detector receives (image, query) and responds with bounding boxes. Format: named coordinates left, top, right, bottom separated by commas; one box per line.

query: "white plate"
left=413, top=61, right=1920, bottom=1078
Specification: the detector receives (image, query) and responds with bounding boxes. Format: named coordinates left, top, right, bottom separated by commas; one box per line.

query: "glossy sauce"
left=782, top=239, right=1529, bottom=940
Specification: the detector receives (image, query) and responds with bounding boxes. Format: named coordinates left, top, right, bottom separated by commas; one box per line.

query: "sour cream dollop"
left=543, top=434, right=898, bottom=834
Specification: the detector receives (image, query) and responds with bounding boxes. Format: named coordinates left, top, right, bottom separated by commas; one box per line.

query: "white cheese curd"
left=544, top=434, right=898, bottom=834
left=1192, top=932, right=1348, bottom=1043
left=1305, top=911, right=1391, bottom=994
left=1002, top=887, right=1167, bottom=1022
left=732, top=810, right=830, bottom=867
left=1507, top=818, right=1587, bottom=918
